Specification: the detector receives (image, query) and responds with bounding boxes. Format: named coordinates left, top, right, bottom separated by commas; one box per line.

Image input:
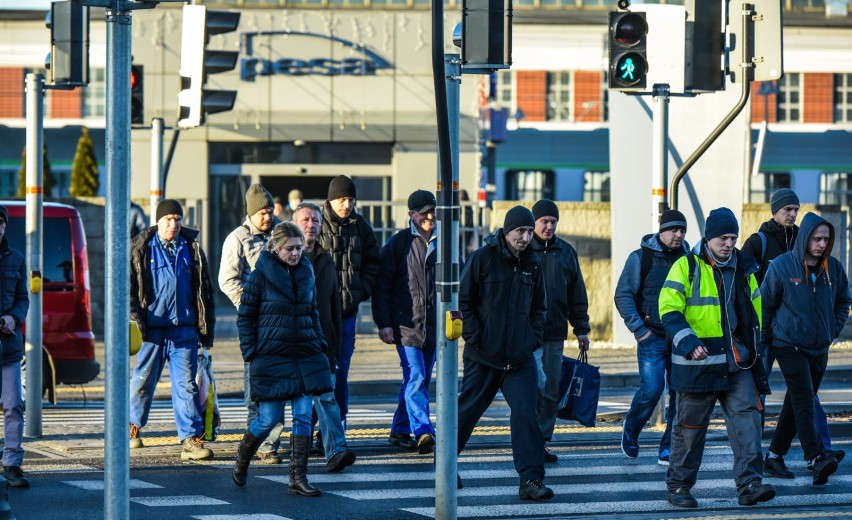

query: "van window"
left=5, top=217, right=75, bottom=286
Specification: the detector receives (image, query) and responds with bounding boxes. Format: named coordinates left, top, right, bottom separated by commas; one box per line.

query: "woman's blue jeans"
left=249, top=396, right=313, bottom=439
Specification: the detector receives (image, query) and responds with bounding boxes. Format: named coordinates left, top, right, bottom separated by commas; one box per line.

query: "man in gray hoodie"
left=760, top=212, right=851, bottom=485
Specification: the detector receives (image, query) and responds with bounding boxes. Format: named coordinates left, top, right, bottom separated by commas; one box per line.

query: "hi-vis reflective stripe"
left=672, top=327, right=694, bottom=347
left=687, top=295, right=720, bottom=306
left=663, top=280, right=684, bottom=293
left=672, top=353, right=726, bottom=366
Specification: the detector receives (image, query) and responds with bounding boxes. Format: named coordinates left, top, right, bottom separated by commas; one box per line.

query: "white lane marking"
left=62, top=479, right=164, bottom=491
left=194, top=516, right=292, bottom=520
left=130, top=496, right=230, bottom=507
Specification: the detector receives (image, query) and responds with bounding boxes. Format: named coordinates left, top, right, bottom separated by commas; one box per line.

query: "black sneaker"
left=388, top=432, right=416, bottom=449
left=3, top=466, right=29, bottom=489
left=738, top=480, right=776, bottom=506
left=666, top=487, right=697, bottom=508
left=326, top=449, right=356, bottom=473
left=812, top=454, right=838, bottom=486
left=417, top=433, right=435, bottom=455
left=543, top=447, right=558, bottom=463
left=827, top=449, right=846, bottom=465
left=518, top=479, right=554, bottom=500
left=621, top=429, right=639, bottom=459
left=764, top=454, right=794, bottom=479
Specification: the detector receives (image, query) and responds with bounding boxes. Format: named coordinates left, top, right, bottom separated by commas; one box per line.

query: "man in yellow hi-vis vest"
left=658, top=207, right=774, bottom=509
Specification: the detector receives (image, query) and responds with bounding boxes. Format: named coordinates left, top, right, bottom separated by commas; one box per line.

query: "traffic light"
left=460, top=0, right=512, bottom=73
left=131, top=65, right=144, bottom=125
left=608, top=11, right=647, bottom=91
left=177, top=5, right=241, bottom=129
left=45, top=0, right=89, bottom=86
left=685, top=0, right=724, bottom=92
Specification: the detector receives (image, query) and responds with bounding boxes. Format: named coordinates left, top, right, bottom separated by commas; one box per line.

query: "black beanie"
left=503, top=205, right=536, bottom=233
left=659, top=209, right=687, bottom=232
left=156, top=199, right=184, bottom=222
left=532, top=199, right=559, bottom=221
left=704, top=207, right=738, bottom=240
left=770, top=188, right=799, bottom=215
left=327, top=175, right=356, bottom=201
left=0, top=205, right=7, bottom=224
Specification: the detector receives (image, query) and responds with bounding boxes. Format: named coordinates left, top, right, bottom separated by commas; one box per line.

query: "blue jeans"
left=130, top=326, right=203, bottom=441
left=314, top=378, right=349, bottom=460
left=244, top=362, right=285, bottom=453
left=334, top=314, right=357, bottom=427
left=534, top=340, right=564, bottom=443
left=250, top=396, right=313, bottom=439
left=622, top=333, right=676, bottom=455
left=1, top=362, right=24, bottom=467
left=391, top=343, right=437, bottom=438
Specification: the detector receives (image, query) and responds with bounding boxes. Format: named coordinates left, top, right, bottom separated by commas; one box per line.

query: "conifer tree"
left=70, top=127, right=99, bottom=196
left=17, top=145, right=55, bottom=197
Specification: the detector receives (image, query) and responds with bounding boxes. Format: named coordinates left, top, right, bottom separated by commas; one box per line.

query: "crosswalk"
left=36, top=440, right=852, bottom=518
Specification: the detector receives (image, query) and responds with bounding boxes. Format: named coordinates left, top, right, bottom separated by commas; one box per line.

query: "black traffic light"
left=460, top=0, right=512, bottom=73
left=608, top=11, right=648, bottom=91
left=45, top=0, right=89, bottom=86
left=131, top=65, right=144, bottom=125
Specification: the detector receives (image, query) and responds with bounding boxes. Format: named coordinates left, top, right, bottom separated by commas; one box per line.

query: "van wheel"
left=20, top=357, right=50, bottom=402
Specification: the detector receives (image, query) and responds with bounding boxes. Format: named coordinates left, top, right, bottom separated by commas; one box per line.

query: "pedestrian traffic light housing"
left=460, top=0, right=512, bottom=73
left=131, top=65, right=144, bottom=125
left=177, top=5, right=241, bottom=129
left=609, top=11, right=647, bottom=91
left=45, top=0, right=89, bottom=86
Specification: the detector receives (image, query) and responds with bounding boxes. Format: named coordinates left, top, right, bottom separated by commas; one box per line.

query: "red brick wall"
left=574, top=70, right=603, bottom=122
left=516, top=71, right=547, bottom=122
left=803, top=72, right=834, bottom=124
left=50, top=88, right=82, bottom=118
left=751, top=82, right=777, bottom=123
left=0, top=68, right=24, bottom=118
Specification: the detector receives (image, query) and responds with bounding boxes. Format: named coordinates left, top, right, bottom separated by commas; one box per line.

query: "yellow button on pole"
left=445, top=310, right=463, bottom=340
left=29, top=271, right=42, bottom=294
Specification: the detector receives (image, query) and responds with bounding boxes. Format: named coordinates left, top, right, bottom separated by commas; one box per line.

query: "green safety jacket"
left=658, top=243, right=765, bottom=393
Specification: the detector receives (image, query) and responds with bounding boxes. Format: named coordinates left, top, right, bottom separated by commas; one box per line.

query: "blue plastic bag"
left=556, top=351, right=600, bottom=427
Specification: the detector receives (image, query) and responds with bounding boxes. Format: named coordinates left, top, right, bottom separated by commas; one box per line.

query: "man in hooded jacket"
left=760, top=212, right=851, bottom=485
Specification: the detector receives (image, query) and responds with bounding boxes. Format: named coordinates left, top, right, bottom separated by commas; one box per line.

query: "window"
left=777, top=72, right=801, bottom=123
left=583, top=170, right=610, bottom=202
left=546, top=71, right=572, bottom=122
left=748, top=172, right=791, bottom=203
left=495, top=70, right=514, bottom=110
left=506, top=169, right=554, bottom=201
left=790, top=0, right=826, bottom=10
left=6, top=217, right=75, bottom=285
left=83, top=68, right=106, bottom=119
left=835, top=73, right=852, bottom=124
left=820, top=172, right=852, bottom=206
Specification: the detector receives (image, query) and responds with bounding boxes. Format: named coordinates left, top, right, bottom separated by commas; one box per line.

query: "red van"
left=3, top=201, right=99, bottom=396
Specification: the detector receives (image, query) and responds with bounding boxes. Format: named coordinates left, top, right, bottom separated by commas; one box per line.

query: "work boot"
left=812, top=454, right=838, bottom=486
left=257, top=451, right=281, bottom=465
left=544, top=447, right=558, bottom=463
left=2, top=466, right=29, bottom=489
left=289, top=435, right=321, bottom=496
left=738, top=480, right=776, bottom=506
left=667, top=487, right=698, bottom=508
left=764, top=454, right=794, bottom=479
left=417, top=433, right=435, bottom=455
left=326, top=449, right=356, bottom=473
left=388, top=432, right=416, bottom=449
left=518, top=479, right=554, bottom=500
left=129, top=423, right=143, bottom=449
left=180, top=436, right=214, bottom=461
left=232, top=429, right=263, bottom=487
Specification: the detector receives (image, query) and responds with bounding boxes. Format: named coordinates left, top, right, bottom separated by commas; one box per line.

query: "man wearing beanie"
left=457, top=205, right=553, bottom=500
left=129, top=199, right=216, bottom=461
left=659, top=207, right=775, bottom=508
left=615, top=209, right=688, bottom=466
left=218, top=183, right=284, bottom=463
left=527, top=199, right=590, bottom=463
left=741, top=188, right=800, bottom=285
left=318, top=175, right=381, bottom=428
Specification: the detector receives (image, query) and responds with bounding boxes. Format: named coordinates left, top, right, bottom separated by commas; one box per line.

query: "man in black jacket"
left=741, top=188, right=800, bottom=286
left=318, top=175, right=381, bottom=427
left=458, top=205, right=552, bottom=501
left=528, top=199, right=590, bottom=463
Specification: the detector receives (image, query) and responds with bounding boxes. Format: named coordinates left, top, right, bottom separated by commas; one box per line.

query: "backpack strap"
left=757, top=231, right=767, bottom=263
left=686, top=252, right=697, bottom=286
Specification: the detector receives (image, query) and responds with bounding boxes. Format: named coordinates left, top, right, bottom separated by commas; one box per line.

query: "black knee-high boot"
left=232, top=429, right=263, bottom=487
left=289, top=434, right=321, bottom=496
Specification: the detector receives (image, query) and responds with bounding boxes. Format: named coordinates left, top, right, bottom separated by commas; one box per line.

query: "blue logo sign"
left=240, top=31, right=393, bottom=81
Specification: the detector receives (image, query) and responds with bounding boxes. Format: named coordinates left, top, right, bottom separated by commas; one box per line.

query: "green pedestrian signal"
left=608, top=11, right=648, bottom=91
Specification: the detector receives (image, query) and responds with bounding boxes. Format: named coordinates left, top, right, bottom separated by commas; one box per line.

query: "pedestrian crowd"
left=1, top=181, right=845, bottom=508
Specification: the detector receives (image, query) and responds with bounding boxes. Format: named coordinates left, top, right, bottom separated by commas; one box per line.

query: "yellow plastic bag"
left=129, top=321, right=143, bottom=356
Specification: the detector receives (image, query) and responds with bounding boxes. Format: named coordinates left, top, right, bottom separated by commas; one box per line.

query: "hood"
left=641, top=233, right=689, bottom=253
left=484, top=229, right=529, bottom=264
left=254, top=249, right=311, bottom=295
left=793, top=212, right=834, bottom=266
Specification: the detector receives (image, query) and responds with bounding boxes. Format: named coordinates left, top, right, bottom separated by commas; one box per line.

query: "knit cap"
left=156, top=199, right=183, bottom=222
left=327, top=175, right=356, bottom=201
left=246, top=184, right=274, bottom=216
left=704, top=207, right=739, bottom=240
left=503, top=206, right=535, bottom=233
left=770, top=188, right=800, bottom=215
left=532, top=199, right=559, bottom=221
left=659, top=209, right=687, bottom=232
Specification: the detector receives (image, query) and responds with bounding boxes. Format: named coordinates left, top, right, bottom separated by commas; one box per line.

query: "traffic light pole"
left=104, top=3, right=132, bottom=518
left=650, top=84, right=670, bottom=228
left=150, top=118, right=164, bottom=224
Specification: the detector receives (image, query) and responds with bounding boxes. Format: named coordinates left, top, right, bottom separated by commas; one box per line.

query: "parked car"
left=4, top=201, right=99, bottom=400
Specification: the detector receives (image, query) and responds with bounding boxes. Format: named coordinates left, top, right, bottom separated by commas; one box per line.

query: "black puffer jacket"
left=528, top=234, right=590, bottom=340
left=372, top=226, right=436, bottom=348
left=307, top=245, right=342, bottom=374
left=318, top=203, right=381, bottom=317
left=0, top=237, right=28, bottom=365
left=130, top=226, right=216, bottom=347
left=741, top=218, right=798, bottom=285
left=459, top=230, right=547, bottom=370
left=236, top=250, right=332, bottom=401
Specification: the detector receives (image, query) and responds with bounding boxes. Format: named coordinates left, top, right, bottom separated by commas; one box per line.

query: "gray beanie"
left=770, top=188, right=800, bottom=215
left=246, top=184, right=274, bottom=216
left=503, top=205, right=536, bottom=233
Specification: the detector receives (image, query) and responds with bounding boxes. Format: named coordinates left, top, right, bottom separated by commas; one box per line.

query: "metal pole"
left=650, top=84, right=670, bottom=228
left=435, top=53, right=461, bottom=520
left=150, top=118, right=164, bottom=224
left=104, top=3, right=131, bottom=518
left=24, top=73, right=44, bottom=439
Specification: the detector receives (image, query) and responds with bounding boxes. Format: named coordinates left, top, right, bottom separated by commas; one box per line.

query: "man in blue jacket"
left=761, top=212, right=850, bottom=485
left=528, top=199, right=590, bottom=462
left=614, top=209, right=688, bottom=466
left=458, top=206, right=552, bottom=500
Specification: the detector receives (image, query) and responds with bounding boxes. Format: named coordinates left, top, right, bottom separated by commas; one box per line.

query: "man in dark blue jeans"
left=614, top=210, right=688, bottom=465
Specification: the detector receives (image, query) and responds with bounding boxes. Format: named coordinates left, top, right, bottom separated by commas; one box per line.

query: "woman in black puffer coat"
left=232, top=222, right=332, bottom=496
